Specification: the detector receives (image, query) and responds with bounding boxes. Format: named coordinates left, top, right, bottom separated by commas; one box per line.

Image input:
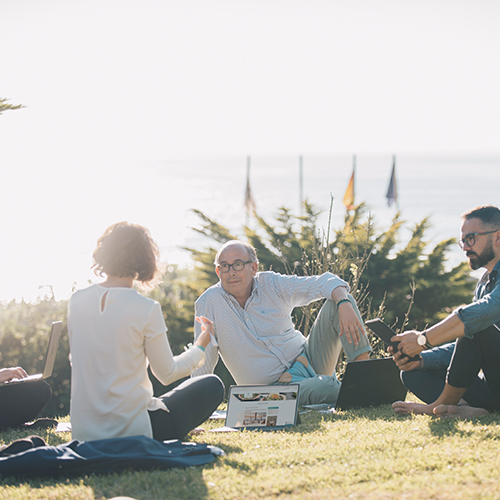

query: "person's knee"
left=297, top=376, right=341, bottom=406
left=317, top=296, right=357, bottom=328
left=198, top=374, right=225, bottom=404
left=39, top=381, right=52, bottom=404
left=401, top=369, right=420, bottom=389
left=19, top=380, right=52, bottom=407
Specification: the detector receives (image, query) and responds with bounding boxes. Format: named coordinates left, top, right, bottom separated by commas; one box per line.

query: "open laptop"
left=211, top=384, right=300, bottom=432
left=0, top=321, right=62, bottom=386
left=334, top=357, right=407, bottom=411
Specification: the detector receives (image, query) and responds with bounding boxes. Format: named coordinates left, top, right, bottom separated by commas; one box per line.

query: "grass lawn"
left=1, top=405, right=500, bottom=500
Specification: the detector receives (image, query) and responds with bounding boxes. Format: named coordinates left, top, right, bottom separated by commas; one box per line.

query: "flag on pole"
left=244, top=156, right=256, bottom=216
left=343, top=156, right=356, bottom=210
left=386, top=156, right=398, bottom=207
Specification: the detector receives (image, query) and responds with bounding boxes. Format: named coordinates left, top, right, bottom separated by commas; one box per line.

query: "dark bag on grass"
left=0, top=434, right=223, bottom=477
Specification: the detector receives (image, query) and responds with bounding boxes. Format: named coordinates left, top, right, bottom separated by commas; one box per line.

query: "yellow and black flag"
left=343, top=156, right=356, bottom=211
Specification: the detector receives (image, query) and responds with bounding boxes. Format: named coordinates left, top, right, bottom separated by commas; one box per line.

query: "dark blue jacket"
left=0, top=435, right=222, bottom=477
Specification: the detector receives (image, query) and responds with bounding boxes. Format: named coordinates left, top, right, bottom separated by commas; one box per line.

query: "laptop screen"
left=226, top=384, right=300, bottom=429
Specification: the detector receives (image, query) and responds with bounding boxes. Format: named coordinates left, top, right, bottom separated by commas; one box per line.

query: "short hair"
left=92, top=222, right=160, bottom=283
left=462, top=205, right=500, bottom=228
left=214, top=240, right=258, bottom=266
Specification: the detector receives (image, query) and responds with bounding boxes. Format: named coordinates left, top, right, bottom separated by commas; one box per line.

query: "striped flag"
left=386, top=156, right=398, bottom=207
left=343, top=156, right=356, bottom=210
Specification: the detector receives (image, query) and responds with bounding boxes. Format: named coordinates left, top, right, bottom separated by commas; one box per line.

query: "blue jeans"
left=401, top=367, right=494, bottom=411
left=401, top=324, right=500, bottom=411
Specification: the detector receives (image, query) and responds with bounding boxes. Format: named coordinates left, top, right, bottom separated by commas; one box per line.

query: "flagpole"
left=244, top=155, right=256, bottom=226
left=246, top=156, right=251, bottom=226
left=353, top=154, right=356, bottom=188
left=394, top=155, right=399, bottom=210
left=299, top=155, right=303, bottom=213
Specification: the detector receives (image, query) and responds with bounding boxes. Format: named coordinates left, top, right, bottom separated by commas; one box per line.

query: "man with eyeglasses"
left=390, top=205, right=500, bottom=418
left=191, top=239, right=372, bottom=405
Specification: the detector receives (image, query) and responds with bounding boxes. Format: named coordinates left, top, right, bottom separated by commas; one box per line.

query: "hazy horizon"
left=1, top=1, right=499, bottom=301
left=1, top=153, right=497, bottom=303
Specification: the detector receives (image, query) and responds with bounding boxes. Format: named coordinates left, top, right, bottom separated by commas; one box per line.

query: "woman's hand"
left=195, top=316, right=214, bottom=349
left=0, top=367, right=28, bottom=384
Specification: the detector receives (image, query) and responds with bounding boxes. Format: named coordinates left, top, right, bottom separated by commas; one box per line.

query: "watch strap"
left=422, top=331, right=433, bottom=350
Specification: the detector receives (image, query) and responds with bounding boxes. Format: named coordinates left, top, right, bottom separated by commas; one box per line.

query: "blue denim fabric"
left=401, top=367, right=494, bottom=410
left=455, top=259, right=500, bottom=338
left=420, top=343, right=455, bottom=370
left=401, top=260, right=500, bottom=406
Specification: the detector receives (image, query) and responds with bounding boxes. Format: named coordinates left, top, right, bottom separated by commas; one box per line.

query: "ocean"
left=1, top=153, right=498, bottom=302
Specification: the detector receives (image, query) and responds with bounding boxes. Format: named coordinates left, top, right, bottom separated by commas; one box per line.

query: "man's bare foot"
left=433, top=404, right=490, bottom=419
left=392, top=401, right=435, bottom=415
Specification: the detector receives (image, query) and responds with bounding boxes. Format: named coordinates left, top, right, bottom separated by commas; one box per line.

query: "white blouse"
left=68, top=284, right=204, bottom=441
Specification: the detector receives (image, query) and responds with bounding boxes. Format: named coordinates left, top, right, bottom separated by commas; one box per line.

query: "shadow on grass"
left=0, top=467, right=214, bottom=500
left=317, top=403, right=404, bottom=423
left=329, top=403, right=500, bottom=438
left=426, top=413, right=500, bottom=438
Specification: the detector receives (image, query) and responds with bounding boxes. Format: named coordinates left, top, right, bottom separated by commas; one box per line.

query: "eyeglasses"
left=217, top=260, right=253, bottom=273
left=458, top=230, right=498, bottom=249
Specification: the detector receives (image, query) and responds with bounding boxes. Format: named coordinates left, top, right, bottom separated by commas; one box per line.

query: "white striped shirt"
left=192, top=271, right=348, bottom=384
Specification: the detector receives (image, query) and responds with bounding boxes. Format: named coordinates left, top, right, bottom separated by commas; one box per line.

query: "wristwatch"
left=417, top=332, right=433, bottom=350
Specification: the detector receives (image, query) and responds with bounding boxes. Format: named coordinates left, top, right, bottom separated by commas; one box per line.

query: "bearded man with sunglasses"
left=192, top=239, right=372, bottom=405
left=391, top=205, right=500, bottom=418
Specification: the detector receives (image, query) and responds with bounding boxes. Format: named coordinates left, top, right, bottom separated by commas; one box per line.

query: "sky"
left=1, top=0, right=500, bottom=302
left=2, top=0, right=500, bottom=162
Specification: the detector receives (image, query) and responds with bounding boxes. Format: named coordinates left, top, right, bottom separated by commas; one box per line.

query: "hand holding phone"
left=365, top=318, right=421, bottom=362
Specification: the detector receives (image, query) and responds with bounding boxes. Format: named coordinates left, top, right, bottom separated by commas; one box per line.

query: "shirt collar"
left=480, top=258, right=500, bottom=293
left=487, top=259, right=500, bottom=291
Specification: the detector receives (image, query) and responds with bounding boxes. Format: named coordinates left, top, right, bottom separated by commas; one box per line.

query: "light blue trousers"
left=281, top=295, right=371, bottom=405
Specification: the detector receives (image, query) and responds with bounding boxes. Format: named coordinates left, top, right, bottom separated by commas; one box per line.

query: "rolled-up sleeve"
left=455, top=283, right=500, bottom=338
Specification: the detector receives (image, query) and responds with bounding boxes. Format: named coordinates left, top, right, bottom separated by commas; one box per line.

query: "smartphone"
left=365, top=318, right=421, bottom=362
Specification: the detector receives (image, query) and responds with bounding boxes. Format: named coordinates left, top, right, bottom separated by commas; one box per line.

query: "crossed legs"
left=0, top=380, right=52, bottom=430
left=148, top=374, right=224, bottom=441
left=393, top=325, right=500, bottom=418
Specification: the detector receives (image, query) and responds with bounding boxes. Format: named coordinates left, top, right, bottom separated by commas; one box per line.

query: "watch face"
left=417, top=334, right=426, bottom=346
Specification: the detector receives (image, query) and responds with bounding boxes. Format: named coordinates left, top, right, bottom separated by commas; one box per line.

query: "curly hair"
left=92, top=222, right=161, bottom=284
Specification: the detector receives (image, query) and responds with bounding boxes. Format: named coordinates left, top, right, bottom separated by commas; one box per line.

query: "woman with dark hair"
left=68, top=222, right=224, bottom=441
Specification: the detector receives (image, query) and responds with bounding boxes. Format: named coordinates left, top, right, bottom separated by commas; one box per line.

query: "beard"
left=467, top=238, right=495, bottom=270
